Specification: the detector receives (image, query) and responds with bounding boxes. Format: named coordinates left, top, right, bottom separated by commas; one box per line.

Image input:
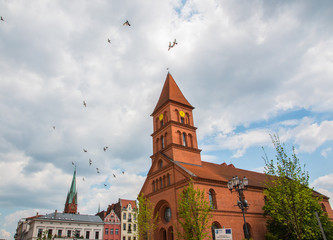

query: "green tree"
left=136, top=193, right=159, bottom=240
left=176, top=178, right=212, bottom=240
left=263, top=134, right=333, bottom=240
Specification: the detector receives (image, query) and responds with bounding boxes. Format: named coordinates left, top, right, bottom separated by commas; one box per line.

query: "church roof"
left=176, top=161, right=270, bottom=188
left=152, top=73, right=193, bottom=115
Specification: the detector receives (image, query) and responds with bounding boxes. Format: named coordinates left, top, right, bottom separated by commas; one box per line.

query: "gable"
left=139, top=153, right=195, bottom=197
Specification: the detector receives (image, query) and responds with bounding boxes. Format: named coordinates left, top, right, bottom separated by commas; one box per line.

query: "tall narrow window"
left=209, top=189, right=217, bottom=209
left=182, top=133, right=187, bottom=146
left=180, top=117, right=184, bottom=124
left=95, top=231, right=99, bottom=240
left=86, top=231, right=90, bottom=239
left=167, top=174, right=171, bottom=186
left=160, top=177, right=163, bottom=189
left=161, top=135, right=164, bottom=149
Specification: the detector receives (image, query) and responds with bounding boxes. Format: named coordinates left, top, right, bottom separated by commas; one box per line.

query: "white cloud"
left=0, top=229, right=11, bottom=239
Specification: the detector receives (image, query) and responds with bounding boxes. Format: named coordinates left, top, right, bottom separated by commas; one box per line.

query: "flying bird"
left=96, top=168, right=100, bottom=174
left=122, top=171, right=125, bottom=174
left=123, top=20, right=131, bottom=26
left=113, top=174, right=116, bottom=178
left=103, top=146, right=109, bottom=152
left=1, top=16, right=4, bottom=21
left=168, top=42, right=172, bottom=51
left=53, top=126, right=55, bottom=130
left=107, top=38, right=111, bottom=43
left=172, top=39, right=178, bottom=47
left=83, top=101, right=87, bottom=107
left=83, top=149, right=87, bottom=152
left=104, top=184, right=107, bottom=187
left=82, top=177, right=85, bottom=181
left=89, top=159, right=92, bottom=166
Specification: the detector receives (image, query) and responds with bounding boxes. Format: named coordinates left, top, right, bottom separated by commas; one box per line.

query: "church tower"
left=64, top=168, right=78, bottom=214
left=151, top=72, right=202, bottom=165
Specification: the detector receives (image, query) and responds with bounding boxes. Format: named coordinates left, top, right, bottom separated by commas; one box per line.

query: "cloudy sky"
left=1, top=0, right=333, bottom=238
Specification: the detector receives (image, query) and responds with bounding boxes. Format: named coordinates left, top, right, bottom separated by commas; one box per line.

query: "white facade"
left=15, top=212, right=104, bottom=240
left=120, top=203, right=137, bottom=240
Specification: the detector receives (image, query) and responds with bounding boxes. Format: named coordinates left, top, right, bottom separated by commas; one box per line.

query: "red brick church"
left=139, top=73, right=333, bottom=240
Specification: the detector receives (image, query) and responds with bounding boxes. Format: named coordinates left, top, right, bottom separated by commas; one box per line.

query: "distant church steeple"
left=64, top=168, right=78, bottom=214
left=151, top=72, right=202, bottom=165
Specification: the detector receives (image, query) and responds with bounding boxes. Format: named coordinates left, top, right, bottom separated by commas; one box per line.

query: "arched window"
left=160, top=177, right=163, bottom=189
left=164, top=132, right=168, bottom=147
left=182, top=132, right=187, bottom=146
left=211, top=222, right=222, bottom=240
left=156, top=179, right=159, bottom=190
left=155, top=118, right=159, bottom=130
left=156, top=138, right=159, bottom=152
left=188, top=134, right=193, bottom=148
left=177, top=131, right=182, bottom=145
left=185, top=113, right=190, bottom=125
left=164, top=111, right=168, bottom=122
left=175, top=109, right=179, bottom=122
left=163, top=175, right=166, bottom=188
left=152, top=181, right=155, bottom=192
left=167, top=173, right=171, bottom=186
left=180, top=117, right=184, bottom=124
left=158, top=159, right=163, bottom=169
left=209, top=189, right=217, bottom=209
left=161, top=135, right=164, bottom=149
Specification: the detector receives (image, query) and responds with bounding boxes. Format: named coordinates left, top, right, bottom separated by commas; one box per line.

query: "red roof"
left=152, top=73, right=193, bottom=115
left=178, top=161, right=271, bottom=189
left=120, top=199, right=137, bottom=209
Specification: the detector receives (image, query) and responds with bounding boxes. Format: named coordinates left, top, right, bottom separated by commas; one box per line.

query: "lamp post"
left=228, top=176, right=250, bottom=240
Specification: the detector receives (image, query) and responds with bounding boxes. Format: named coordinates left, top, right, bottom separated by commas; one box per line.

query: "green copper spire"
left=68, top=167, right=77, bottom=204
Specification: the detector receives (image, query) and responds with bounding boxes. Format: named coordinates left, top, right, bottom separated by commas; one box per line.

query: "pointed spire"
left=152, top=72, right=193, bottom=115
left=64, top=167, right=78, bottom=213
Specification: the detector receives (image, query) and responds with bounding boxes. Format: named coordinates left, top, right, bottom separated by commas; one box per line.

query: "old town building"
left=96, top=207, right=121, bottom=240
left=139, top=73, right=333, bottom=240
left=97, top=199, right=138, bottom=240
left=15, top=169, right=103, bottom=240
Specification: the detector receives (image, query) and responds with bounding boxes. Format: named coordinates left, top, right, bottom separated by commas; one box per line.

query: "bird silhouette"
left=89, top=159, right=92, bottom=166
left=72, top=161, right=75, bottom=165
left=113, top=174, right=116, bottom=178
left=1, top=16, right=4, bottom=21
left=53, top=126, right=55, bottom=130
left=123, top=20, right=131, bottom=26
left=168, top=42, right=172, bottom=51
left=83, top=101, right=87, bottom=107
left=82, top=177, right=85, bottom=181
left=83, top=149, right=87, bottom=152
left=96, top=168, right=100, bottom=174
left=103, top=146, right=109, bottom=152
left=104, top=184, right=107, bottom=187
left=172, top=39, right=178, bottom=47
left=107, top=38, right=111, bottom=43
left=122, top=171, right=125, bottom=174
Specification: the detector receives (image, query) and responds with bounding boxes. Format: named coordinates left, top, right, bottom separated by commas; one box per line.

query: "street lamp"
left=228, top=176, right=250, bottom=240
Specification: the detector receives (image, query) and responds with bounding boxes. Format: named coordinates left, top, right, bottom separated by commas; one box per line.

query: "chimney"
left=36, top=212, right=38, bottom=216
left=55, top=210, right=57, bottom=218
